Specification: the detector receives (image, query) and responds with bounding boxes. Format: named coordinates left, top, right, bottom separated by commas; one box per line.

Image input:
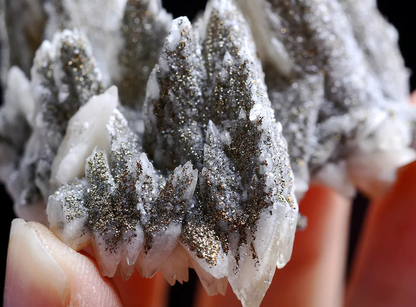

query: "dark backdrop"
left=0, top=1, right=415, bottom=306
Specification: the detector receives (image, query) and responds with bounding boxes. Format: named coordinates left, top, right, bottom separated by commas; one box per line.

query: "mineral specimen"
left=0, top=0, right=414, bottom=306
left=48, top=7, right=298, bottom=305
left=237, top=0, right=416, bottom=198
left=0, top=29, right=103, bottom=223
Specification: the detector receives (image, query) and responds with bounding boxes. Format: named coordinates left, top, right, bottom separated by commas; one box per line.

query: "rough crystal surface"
left=0, top=0, right=415, bottom=306
left=237, top=0, right=415, bottom=198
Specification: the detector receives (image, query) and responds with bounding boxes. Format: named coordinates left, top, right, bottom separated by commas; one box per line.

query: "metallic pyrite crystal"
left=0, top=0, right=414, bottom=306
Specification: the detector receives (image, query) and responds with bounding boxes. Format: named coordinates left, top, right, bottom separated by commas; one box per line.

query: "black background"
left=0, top=1, right=415, bottom=306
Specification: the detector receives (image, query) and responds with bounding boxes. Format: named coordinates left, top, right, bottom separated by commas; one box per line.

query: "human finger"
left=4, top=219, right=123, bottom=307
left=346, top=161, right=416, bottom=307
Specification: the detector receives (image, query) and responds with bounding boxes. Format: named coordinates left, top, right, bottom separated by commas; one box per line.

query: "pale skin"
left=4, top=99, right=416, bottom=307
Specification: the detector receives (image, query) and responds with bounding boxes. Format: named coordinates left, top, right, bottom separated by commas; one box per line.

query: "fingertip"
left=4, top=219, right=123, bottom=307
left=396, top=159, right=416, bottom=184
left=4, top=219, right=69, bottom=307
left=347, top=161, right=416, bottom=307
left=293, top=185, right=351, bottom=265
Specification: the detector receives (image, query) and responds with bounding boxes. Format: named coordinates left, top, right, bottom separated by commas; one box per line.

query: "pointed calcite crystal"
left=1, top=29, right=103, bottom=222
left=0, top=0, right=415, bottom=306
left=144, top=9, right=297, bottom=304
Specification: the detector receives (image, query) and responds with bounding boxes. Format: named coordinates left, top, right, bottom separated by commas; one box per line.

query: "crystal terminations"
left=0, top=0, right=415, bottom=306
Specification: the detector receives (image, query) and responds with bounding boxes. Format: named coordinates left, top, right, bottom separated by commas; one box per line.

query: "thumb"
left=4, top=219, right=123, bottom=307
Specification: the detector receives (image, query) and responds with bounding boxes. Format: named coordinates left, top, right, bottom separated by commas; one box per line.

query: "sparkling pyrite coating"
left=0, top=30, right=103, bottom=222
left=48, top=4, right=298, bottom=305
left=0, top=0, right=415, bottom=306
left=237, top=0, right=416, bottom=197
left=48, top=109, right=198, bottom=278
left=116, top=0, right=172, bottom=107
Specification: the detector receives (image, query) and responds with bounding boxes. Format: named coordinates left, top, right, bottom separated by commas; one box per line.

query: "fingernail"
left=4, top=219, right=69, bottom=307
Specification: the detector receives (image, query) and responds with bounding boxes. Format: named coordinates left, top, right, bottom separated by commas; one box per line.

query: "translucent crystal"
left=46, top=4, right=298, bottom=304
left=144, top=3, right=298, bottom=303
left=0, top=30, right=103, bottom=222
left=0, top=0, right=414, bottom=306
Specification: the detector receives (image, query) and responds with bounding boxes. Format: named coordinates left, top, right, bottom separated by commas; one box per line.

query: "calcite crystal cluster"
left=238, top=0, right=415, bottom=197
left=0, top=0, right=414, bottom=306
